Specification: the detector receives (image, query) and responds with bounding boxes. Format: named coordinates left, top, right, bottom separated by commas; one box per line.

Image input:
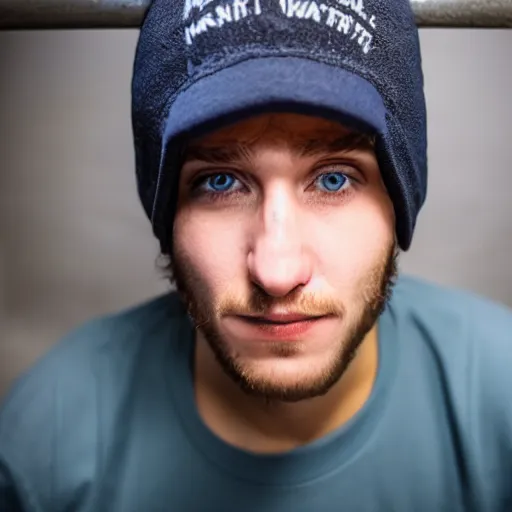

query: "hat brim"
left=162, top=56, right=388, bottom=142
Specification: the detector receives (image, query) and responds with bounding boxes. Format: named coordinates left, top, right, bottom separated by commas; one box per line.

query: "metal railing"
left=0, top=0, right=511, bottom=30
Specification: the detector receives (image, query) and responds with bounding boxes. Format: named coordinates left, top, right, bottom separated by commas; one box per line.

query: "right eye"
left=191, top=172, right=245, bottom=197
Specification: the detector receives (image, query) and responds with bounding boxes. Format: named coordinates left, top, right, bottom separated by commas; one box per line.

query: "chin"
left=211, top=338, right=356, bottom=402
left=244, top=357, right=337, bottom=392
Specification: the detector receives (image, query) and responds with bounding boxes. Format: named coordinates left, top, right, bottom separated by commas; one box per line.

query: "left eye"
left=315, top=172, right=349, bottom=192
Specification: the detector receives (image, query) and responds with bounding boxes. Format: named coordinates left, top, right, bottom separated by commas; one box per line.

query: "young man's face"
left=172, top=112, right=397, bottom=402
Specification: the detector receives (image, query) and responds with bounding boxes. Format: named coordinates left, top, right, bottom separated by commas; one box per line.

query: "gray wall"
left=0, top=28, right=511, bottom=396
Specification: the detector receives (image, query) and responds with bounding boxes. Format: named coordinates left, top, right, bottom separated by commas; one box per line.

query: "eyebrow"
left=183, top=132, right=375, bottom=164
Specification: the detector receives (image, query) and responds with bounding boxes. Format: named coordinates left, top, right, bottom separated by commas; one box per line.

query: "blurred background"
left=0, top=28, right=511, bottom=397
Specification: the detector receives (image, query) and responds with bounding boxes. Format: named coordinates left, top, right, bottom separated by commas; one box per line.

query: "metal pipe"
left=0, top=1, right=148, bottom=30
left=0, top=0, right=511, bottom=30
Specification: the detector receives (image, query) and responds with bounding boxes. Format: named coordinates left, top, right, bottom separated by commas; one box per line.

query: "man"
left=1, top=0, right=511, bottom=510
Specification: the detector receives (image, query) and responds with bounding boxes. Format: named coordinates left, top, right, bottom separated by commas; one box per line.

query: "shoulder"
left=391, top=275, right=512, bottom=447
left=1, top=291, right=184, bottom=412
left=0, top=292, right=186, bottom=510
left=387, top=276, right=512, bottom=503
left=392, top=274, right=512, bottom=357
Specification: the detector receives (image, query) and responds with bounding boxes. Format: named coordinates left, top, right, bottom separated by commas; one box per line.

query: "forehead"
left=188, top=112, right=358, bottom=148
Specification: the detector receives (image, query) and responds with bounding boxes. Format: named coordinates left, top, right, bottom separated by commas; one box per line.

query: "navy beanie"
left=131, top=0, right=428, bottom=251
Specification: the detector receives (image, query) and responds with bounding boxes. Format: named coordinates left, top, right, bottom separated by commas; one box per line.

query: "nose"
left=247, top=190, right=313, bottom=298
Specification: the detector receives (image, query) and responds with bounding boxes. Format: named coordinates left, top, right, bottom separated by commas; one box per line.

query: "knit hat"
left=132, top=0, right=427, bottom=251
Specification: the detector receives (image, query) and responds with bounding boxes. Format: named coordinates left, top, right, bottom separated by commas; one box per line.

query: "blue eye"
left=204, top=173, right=237, bottom=192
left=317, top=172, right=348, bottom=192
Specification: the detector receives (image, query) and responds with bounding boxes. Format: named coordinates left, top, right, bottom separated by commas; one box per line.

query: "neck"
left=194, top=327, right=379, bottom=454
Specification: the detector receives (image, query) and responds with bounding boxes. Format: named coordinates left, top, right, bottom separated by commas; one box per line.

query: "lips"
left=233, top=313, right=329, bottom=340
left=243, top=313, right=322, bottom=324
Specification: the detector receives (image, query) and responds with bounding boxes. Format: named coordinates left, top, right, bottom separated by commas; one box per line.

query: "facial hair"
left=170, top=242, right=398, bottom=403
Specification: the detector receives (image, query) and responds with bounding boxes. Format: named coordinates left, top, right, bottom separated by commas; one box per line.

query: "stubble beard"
left=170, top=243, right=398, bottom=403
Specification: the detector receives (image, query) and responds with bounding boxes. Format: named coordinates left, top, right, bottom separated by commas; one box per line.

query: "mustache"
left=214, top=287, right=345, bottom=318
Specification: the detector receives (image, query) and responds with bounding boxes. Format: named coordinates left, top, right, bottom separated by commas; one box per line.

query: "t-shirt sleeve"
left=466, top=296, right=512, bottom=507
left=0, top=296, right=175, bottom=512
left=472, top=297, right=512, bottom=434
left=0, top=363, right=58, bottom=512
left=0, top=321, right=104, bottom=512
left=0, top=460, right=32, bottom=512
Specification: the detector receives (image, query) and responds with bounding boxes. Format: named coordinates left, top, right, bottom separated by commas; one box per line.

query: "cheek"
left=173, top=209, right=246, bottom=285
left=308, top=197, right=394, bottom=290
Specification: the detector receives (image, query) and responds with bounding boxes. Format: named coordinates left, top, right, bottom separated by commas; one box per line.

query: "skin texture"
left=171, top=112, right=398, bottom=452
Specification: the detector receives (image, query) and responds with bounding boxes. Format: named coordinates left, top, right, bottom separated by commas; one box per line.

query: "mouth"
left=233, top=313, right=330, bottom=340
left=241, top=313, right=325, bottom=324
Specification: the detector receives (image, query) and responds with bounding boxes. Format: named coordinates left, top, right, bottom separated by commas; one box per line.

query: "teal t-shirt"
left=1, top=275, right=511, bottom=511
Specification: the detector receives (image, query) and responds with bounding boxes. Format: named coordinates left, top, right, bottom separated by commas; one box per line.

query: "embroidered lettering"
left=183, top=0, right=377, bottom=55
